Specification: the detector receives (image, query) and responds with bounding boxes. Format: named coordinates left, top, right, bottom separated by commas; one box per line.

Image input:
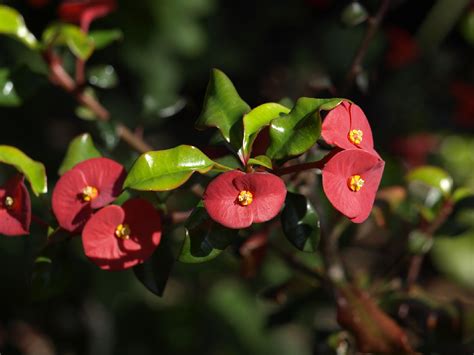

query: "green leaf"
left=341, top=2, right=368, bottom=26
left=133, top=239, right=175, bottom=297
left=58, top=133, right=102, bottom=175
left=87, top=65, right=118, bottom=89
left=0, top=145, right=47, bottom=195
left=406, top=166, right=453, bottom=197
left=452, top=187, right=474, bottom=203
left=0, top=68, right=21, bottom=106
left=267, top=98, right=343, bottom=160
left=242, top=103, right=290, bottom=159
left=247, top=155, right=273, bottom=170
left=195, top=69, right=250, bottom=149
left=124, top=145, right=232, bottom=191
left=43, top=23, right=94, bottom=60
left=431, top=231, right=474, bottom=288
left=0, top=5, right=38, bottom=49
left=179, top=204, right=237, bottom=263
left=88, top=29, right=123, bottom=50
left=281, top=192, right=320, bottom=252
left=408, top=230, right=433, bottom=255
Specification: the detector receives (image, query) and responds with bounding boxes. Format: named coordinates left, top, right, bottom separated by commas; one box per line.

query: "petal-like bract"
left=0, top=175, right=31, bottom=236
left=59, top=0, right=116, bottom=31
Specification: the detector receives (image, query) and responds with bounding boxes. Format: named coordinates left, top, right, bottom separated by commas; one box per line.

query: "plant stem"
left=342, top=0, right=391, bottom=94
left=44, top=51, right=153, bottom=153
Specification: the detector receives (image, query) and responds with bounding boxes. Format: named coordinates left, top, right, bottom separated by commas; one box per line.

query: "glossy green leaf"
left=267, top=98, right=343, bottom=160
left=431, top=231, right=474, bottom=288
left=0, top=5, right=38, bottom=49
left=43, top=24, right=94, bottom=60
left=341, top=2, right=368, bottom=26
left=133, top=239, right=175, bottom=297
left=452, top=187, right=474, bottom=203
left=124, top=145, right=232, bottom=191
left=242, top=103, right=290, bottom=159
left=88, top=65, right=118, bottom=89
left=0, top=68, right=21, bottom=106
left=247, top=155, right=272, bottom=170
left=179, top=205, right=237, bottom=263
left=88, top=29, right=122, bottom=50
left=58, top=133, right=101, bottom=175
left=195, top=69, right=250, bottom=149
left=406, top=166, right=453, bottom=197
left=0, top=145, right=47, bottom=195
left=281, top=192, right=320, bottom=252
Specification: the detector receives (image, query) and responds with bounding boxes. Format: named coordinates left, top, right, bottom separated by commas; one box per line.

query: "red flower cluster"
left=203, top=171, right=286, bottom=229
left=321, top=101, right=385, bottom=223
left=58, top=0, right=116, bottom=32
left=0, top=175, right=31, bottom=236
left=52, top=158, right=162, bottom=270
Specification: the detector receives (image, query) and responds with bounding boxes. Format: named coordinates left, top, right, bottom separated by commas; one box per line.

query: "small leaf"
left=281, top=192, right=320, bottom=252
left=408, top=229, right=433, bottom=255
left=267, top=98, right=343, bottom=160
left=0, top=145, right=47, bottom=195
left=0, top=68, right=21, bottom=106
left=179, top=204, right=237, bottom=263
left=58, top=133, right=102, bottom=175
left=341, top=2, right=368, bottom=27
left=452, top=187, right=474, bottom=203
left=133, top=239, right=175, bottom=297
left=242, top=103, right=290, bottom=159
left=0, top=5, right=38, bottom=49
left=88, top=29, right=122, bottom=50
left=87, top=65, right=118, bottom=89
left=43, top=23, right=94, bottom=60
left=75, top=105, right=97, bottom=121
left=406, top=166, right=453, bottom=197
left=124, top=145, right=232, bottom=191
left=247, top=155, right=273, bottom=169
left=195, top=69, right=250, bottom=150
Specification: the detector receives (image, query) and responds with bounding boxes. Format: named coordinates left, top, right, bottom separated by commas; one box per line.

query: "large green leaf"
left=281, top=192, right=320, bottom=252
left=195, top=69, right=250, bottom=149
left=0, top=5, right=38, bottom=49
left=242, top=102, right=290, bottom=159
left=133, top=239, right=175, bottom=297
left=43, top=23, right=94, bottom=60
left=58, top=133, right=102, bottom=175
left=124, top=145, right=232, bottom=191
left=0, top=68, right=21, bottom=106
left=406, top=166, right=453, bottom=198
left=88, top=29, right=122, bottom=50
left=0, top=145, right=47, bottom=195
left=267, top=98, right=343, bottom=160
left=179, top=204, right=237, bottom=263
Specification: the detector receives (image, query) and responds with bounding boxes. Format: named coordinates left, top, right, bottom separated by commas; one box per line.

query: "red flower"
left=391, top=133, right=439, bottom=168
left=52, top=157, right=126, bottom=233
left=28, top=0, right=51, bottom=8
left=322, top=101, right=376, bottom=154
left=0, top=175, right=31, bottom=236
left=385, top=27, right=419, bottom=70
left=203, top=171, right=287, bottom=229
left=82, top=198, right=162, bottom=271
left=58, top=0, right=116, bottom=32
left=322, top=149, right=384, bottom=223
left=450, top=81, right=474, bottom=128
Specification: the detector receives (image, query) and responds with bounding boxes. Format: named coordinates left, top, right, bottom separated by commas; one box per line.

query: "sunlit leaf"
left=43, top=23, right=94, bottom=60
left=88, top=29, right=122, bottom=49
left=58, top=133, right=102, bottom=175
left=0, top=5, right=38, bottom=49
left=406, top=166, right=453, bottom=197
left=341, top=2, right=368, bottom=27
left=0, top=68, right=21, bottom=106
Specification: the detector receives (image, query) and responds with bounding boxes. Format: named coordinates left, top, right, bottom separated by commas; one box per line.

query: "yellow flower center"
left=237, top=190, right=253, bottom=206
left=115, top=223, right=131, bottom=240
left=82, top=186, right=99, bottom=202
left=348, top=175, right=365, bottom=192
left=348, top=129, right=363, bottom=145
left=4, top=196, right=14, bottom=209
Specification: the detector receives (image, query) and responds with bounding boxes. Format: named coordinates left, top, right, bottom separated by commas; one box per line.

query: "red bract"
left=203, top=171, right=287, bottom=229
left=322, top=101, right=375, bottom=153
left=0, top=175, right=31, bottom=236
left=385, top=27, right=419, bottom=70
left=52, top=157, right=126, bottom=233
left=82, top=198, right=162, bottom=271
left=58, top=0, right=116, bottom=32
left=322, top=149, right=384, bottom=223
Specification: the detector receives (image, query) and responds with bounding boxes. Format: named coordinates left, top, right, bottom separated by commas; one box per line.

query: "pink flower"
left=0, top=175, right=31, bottom=236
left=203, top=171, right=287, bottom=229
left=82, top=198, right=162, bottom=271
left=58, top=0, right=116, bottom=32
left=52, top=157, right=126, bottom=233
left=322, top=149, right=384, bottom=223
left=322, top=101, right=376, bottom=153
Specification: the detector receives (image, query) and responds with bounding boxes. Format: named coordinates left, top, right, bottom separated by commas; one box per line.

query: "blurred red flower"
left=450, top=81, right=474, bottom=128
left=82, top=198, right=162, bottom=271
left=385, top=27, right=419, bottom=69
left=391, top=133, right=439, bottom=168
left=203, top=171, right=287, bottom=229
left=322, top=101, right=376, bottom=154
left=322, top=149, right=384, bottom=223
left=52, top=157, right=126, bottom=233
left=58, top=0, right=116, bottom=32
left=27, top=0, right=51, bottom=8
left=0, top=175, right=31, bottom=236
